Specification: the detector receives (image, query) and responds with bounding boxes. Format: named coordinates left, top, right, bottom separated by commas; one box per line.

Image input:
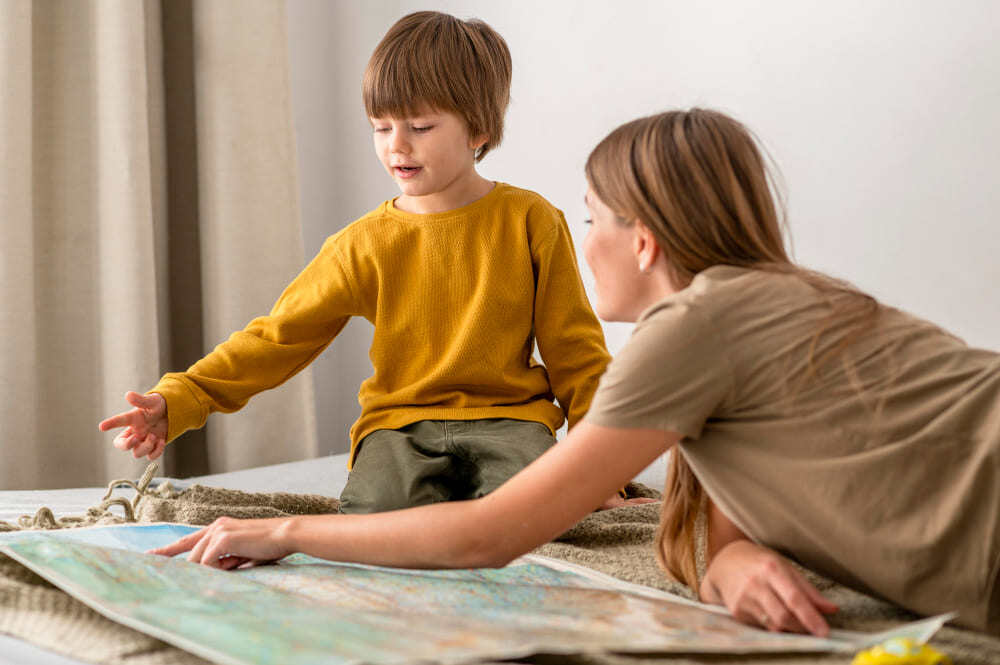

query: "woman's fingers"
left=702, top=541, right=833, bottom=637
left=201, top=534, right=238, bottom=568
left=187, top=528, right=213, bottom=565
left=149, top=529, right=207, bottom=557
left=218, top=555, right=252, bottom=570
left=769, top=566, right=832, bottom=636
left=754, top=583, right=808, bottom=633
left=724, top=573, right=804, bottom=633
left=699, top=577, right=723, bottom=606
left=801, top=579, right=839, bottom=615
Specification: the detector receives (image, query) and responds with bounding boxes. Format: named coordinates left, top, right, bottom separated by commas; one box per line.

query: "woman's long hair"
left=585, top=109, right=879, bottom=592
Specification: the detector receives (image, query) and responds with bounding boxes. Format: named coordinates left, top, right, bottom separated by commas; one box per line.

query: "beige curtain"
left=0, top=0, right=318, bottom=490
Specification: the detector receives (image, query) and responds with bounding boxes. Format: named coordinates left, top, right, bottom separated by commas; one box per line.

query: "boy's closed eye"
left=371, top=124, right=434, bottom=134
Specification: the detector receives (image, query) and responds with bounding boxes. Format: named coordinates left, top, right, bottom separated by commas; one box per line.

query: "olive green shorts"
left=338, top=418, right=556, bottom=514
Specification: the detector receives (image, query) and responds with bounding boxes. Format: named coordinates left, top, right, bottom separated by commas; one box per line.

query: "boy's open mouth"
left=394, top=166, right=422, bottom=179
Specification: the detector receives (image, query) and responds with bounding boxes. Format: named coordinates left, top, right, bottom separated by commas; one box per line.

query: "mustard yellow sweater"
left=152, top=183, right=611, bottom=465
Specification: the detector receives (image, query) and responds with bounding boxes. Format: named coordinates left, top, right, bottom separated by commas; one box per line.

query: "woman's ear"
left=632, top=222, right=660, bottom=273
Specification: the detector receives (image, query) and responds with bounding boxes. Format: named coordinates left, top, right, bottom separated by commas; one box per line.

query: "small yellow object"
left=851, top=637, right=952, bottom=665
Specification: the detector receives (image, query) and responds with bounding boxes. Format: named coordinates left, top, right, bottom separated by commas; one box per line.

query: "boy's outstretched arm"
left=101, top=234, right=362, bottom=450
left=98, top=391, right=168, bottom=460
left=151, top=422, right=673, bottom=569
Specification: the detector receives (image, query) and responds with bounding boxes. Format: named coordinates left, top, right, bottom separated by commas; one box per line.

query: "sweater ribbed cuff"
left=148, top=376, right=207, bottom=443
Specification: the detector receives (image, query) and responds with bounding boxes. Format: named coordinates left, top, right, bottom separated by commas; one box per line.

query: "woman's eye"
left=583, top=218, right=593, bottom=225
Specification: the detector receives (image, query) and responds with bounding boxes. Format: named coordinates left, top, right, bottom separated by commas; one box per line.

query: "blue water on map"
left=0, top=523, right=198, bottom=552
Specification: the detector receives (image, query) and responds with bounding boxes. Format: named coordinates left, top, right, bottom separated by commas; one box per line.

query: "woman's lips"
left=394, top=166, right=422, bottom=179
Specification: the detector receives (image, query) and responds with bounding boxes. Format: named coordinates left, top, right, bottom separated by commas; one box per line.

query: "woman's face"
left=582, top=188, right=649, bottom=322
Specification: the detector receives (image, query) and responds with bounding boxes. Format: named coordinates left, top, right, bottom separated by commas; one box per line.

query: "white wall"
left=288, top=0, right=1000, bottom=455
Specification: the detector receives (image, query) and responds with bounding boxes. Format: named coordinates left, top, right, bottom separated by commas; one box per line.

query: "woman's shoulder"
left=639, top=265, right=807, bottom=325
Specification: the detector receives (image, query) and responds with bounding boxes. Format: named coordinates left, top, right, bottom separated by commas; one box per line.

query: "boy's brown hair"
left=363, top=11, right=512, bottom=162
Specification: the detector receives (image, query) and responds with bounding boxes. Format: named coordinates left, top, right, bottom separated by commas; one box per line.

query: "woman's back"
left=586, top=264, right=1000, bottom=629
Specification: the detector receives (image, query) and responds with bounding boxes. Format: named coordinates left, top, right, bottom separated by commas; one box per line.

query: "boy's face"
left=370, top=109, right=486, bottom=203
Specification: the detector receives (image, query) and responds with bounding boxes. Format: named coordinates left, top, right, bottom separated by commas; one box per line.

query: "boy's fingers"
left=132, top=434, right=155, bottom=459
left=124, top=391, right=147, bottom=407
left=127, top=391, right=164, bottom=413
left=113, top=430, right=138, bottom=451
left=148, top=440, right=166, bottom=461
left=99, top=412, right=139, bottom=432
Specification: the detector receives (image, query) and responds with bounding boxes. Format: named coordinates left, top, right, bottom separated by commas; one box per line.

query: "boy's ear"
left=469, top=133, right=489, bottom=152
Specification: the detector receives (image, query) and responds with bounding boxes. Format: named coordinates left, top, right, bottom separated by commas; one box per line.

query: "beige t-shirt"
left=586, top=265, right=1000, bottom=632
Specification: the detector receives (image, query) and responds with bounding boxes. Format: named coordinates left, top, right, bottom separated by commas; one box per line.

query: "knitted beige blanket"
left=1, top=478, right=996, bottom=665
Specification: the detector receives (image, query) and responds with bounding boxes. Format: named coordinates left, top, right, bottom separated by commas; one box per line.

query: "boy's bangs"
left=364, top=51, right=460, bottom=121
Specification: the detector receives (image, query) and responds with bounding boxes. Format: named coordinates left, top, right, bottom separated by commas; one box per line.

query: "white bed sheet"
left=0, top=452, right=668, bottom=664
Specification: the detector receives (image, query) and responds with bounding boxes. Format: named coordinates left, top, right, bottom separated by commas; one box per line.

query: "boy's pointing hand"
left=98, top=391, right=168, bottom=460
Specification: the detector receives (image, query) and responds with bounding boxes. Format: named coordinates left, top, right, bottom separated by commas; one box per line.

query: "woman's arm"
left=151, top=422, right=675, bottom=569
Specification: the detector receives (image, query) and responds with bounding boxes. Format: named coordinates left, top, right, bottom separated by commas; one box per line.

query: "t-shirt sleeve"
left=584, top=300, right=733, bottom=439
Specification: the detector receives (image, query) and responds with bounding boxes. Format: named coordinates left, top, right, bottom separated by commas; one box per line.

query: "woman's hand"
left=98, top=391, right=169, bottom=460
left=700, top=540, right=837, bottom=636
left=597, top=493, right=658, bottom=510
left=148, top=516, right=296, bottom=569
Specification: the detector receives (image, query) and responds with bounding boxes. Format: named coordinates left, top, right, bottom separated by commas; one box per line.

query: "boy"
left=99, top=11, right=612, bottom=513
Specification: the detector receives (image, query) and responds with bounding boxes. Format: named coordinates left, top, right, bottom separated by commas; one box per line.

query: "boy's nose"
left=389, top=131, right=410, bottom=153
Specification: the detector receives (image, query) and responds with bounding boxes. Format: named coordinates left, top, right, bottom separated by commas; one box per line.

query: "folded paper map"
left=0, top=524, right=948, bottom=665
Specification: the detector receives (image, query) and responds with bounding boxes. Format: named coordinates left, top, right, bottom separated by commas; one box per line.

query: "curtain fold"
left=0, top=0, right=318, bottom=490
left=0, top=0, right=40, bottom=483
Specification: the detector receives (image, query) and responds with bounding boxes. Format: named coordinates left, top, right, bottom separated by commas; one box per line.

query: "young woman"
left=153, top=108, right=1000, bottom=637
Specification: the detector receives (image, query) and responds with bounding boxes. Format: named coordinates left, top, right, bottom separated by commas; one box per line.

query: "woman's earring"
left=638, top=262, right=649, bottom=273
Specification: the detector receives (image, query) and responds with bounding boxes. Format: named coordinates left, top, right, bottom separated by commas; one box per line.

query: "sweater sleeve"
left=531, top=209, right=611, bottom=430
left=151, top=235, right=363, bottom=442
